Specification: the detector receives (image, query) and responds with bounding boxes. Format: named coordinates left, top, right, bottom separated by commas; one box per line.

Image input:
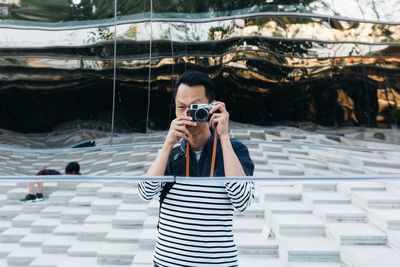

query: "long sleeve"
left=225, top=141, right=255, bottom=211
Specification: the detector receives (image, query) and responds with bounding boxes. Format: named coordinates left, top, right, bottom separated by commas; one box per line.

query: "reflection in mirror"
left=0, top=1, right=399, bottom=147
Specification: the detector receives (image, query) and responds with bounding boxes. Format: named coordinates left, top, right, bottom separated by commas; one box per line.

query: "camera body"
left=187, top=104, right=213, bottom=122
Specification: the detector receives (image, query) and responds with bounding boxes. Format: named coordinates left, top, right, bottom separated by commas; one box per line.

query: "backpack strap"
left=157, top=181, right=174, bottom=230
left=157, top=146, right=183, bottom=230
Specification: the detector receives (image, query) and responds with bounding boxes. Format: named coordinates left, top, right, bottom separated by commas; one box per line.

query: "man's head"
left=174, top=71, right=216, bottom=118
left=65, top=161, right=80, bottom=175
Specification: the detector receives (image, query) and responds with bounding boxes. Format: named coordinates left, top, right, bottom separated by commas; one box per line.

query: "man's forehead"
left=175, top=84, right=208, bottom=101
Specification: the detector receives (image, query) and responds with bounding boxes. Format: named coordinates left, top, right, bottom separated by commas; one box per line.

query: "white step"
left=142, top=216, right=158, bottom=229
left=233, top=217, right=265, bottom=232
left=31, top=218, right=61, bottom=233
left=368, top=208, right=400, bottom=230
left=147, top=199, right=159, bottom=216
left=60, top=207, right=90, bottom=224
left=76, top=183, right=103, bottom=196
left=68, top=196, right=96, bottom=207
left=48, top=191, right=76, bottom=205
left=52, top=224, right=80, bottom=236
left=341, top=245, right=400, bottom=267
left=337, top=182, right=386, bottom=194
left=313, top=204, right=367, bottom=223
left=238, top=256, right=286, bottom=267
left=279, top=237, right=340, bottom=262
left=0, top=183, right=17, bottom=193
left=265, top=201, right=313, bottom=215
left=326, top=223, right=387, bottom=246
left=97, top=187, right=126, bottom=198
left=117, top=203, right=149, bottom=213
left=105, top=228, right=141, bottom=243
left=42, top=235, right=76, bottom=253
left=91, top=199, right=122, bottom=215
left=84, top=214, right=113, bottom=224
left=267, top=214, right=325, bottom=237
left=235, top=232, right=279, bottom=256
left=11, top=214, right=41, bottom=227
left=301, top=182, right=337, bottom=192
left=352, top=191, right=400, bottom=208
left=40, top=206, right=69, bottom=218
left=263, top=187, right=302, bottom=201
left=288, top=263, right=341, bottom=267
left=7, top=246, right=42, bottom=266
left=112, top=211, right=147, bottom=229
left=0, top=227, right=30, bottom=242
left=97, top=243, right=137, bottom=265
left=388, top=230, right=400, bottom=250
left=0, top=205, right=23, bottom=219
left=20, top=233, right=51, bottom=247
left=6, top=188, right=28, bottom=201
left=67, top=241, right=101, bottom=257
left=303, top=192, right=351, bottom=205
left=77, top=223, right=112, bottom=241
left=387, top=181, right=400, bottom=195
left=138, top=228, right=157, bottom=250
left=22, top=202, right=47, bottom=214
left=131, top=249, right=153, bottom=266
left=0, top=219, right=12, bottom=232
left=0, top=243, right=19, bottom=258
left=29, top=253, right=68, bottom=267
left=58, top=256, right=98, bottom=267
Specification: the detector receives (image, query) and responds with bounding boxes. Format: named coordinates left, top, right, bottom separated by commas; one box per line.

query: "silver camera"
left=187, top=104, right=213, bottom=122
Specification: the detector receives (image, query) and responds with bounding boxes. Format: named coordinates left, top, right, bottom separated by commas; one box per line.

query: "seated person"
left=20, top=168, right=60, bottom=202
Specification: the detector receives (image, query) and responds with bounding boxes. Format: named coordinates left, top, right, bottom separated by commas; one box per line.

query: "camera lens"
left=195, top=108, right=209, bottom=122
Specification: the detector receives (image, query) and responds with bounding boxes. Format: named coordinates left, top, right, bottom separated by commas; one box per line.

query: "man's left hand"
left=209, top=101, right=229, bottom=138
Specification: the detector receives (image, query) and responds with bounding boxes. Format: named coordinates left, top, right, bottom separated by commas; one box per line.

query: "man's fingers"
left=210, top=103, right=226, bottom=115
left=174, top=125, right=192, bottom=138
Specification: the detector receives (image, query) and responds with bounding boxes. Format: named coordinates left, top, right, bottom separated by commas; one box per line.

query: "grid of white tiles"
left=0, top=128, right=399, bottom=266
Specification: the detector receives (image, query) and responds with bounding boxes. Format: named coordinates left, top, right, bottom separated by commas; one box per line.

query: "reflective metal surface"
left=0, top=0, right=399, bottom=138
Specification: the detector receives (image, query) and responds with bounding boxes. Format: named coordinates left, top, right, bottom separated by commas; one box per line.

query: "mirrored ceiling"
left=0, top=0, right=399, bottom=145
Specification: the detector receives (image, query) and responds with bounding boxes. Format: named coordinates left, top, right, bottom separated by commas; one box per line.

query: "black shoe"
left=20, top=194, right=36, bottom=203
left=36, top=193, right=43, bottom=201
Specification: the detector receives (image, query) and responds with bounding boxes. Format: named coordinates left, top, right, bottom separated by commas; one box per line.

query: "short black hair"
left=174, top=70, right=216, bottom=102
left=36, top=169, right=61, bottom=175
left=65, top=161, right=80, bottom=175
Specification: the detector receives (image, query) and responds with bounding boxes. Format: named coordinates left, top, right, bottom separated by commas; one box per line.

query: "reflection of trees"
left=5, top=0, right=321, bottom=22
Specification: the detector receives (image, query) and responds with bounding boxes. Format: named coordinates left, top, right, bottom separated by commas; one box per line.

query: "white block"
left=97, top=243, right=138, bottom=265
left=341, top=246, right=400, bottom=267
left=280, top=237, right=340, bottom=262
left=42, top=235, right=76, bottom=253
left=326, top=223, right=387, bottom=246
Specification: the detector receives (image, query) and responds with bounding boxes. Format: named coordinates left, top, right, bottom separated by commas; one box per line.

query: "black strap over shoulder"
left=157, top=146, right=183, bottom=230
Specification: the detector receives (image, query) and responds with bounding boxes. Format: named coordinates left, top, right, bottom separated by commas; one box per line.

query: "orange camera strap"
left=185, top=125, right=218, bottom=177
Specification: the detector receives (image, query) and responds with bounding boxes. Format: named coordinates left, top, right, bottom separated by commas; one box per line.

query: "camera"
left=187, top=104, right=213, bottom=122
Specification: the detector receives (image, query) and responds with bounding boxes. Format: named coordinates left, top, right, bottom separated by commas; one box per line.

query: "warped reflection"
left=0, top=0, right=399, bottom=139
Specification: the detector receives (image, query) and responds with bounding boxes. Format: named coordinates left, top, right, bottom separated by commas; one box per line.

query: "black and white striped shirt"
left=139, top=136, right=254, bottom=266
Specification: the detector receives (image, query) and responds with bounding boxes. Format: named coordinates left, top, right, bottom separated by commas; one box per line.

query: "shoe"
left=36, top=193, right=43, bottom=201
left=20, top=194, right=36, bottom=203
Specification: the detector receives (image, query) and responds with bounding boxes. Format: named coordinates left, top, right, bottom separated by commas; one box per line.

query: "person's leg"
left=37, top=182, right=43, bottom=193
left=20, top=182, right=36, bottom=202
left=36, top=182, right=44, bottom=201
left=28, top=182, right=35, bottom=194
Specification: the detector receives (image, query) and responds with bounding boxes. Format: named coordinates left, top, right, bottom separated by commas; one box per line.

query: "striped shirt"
left=139, top=135, right=254, bottom=267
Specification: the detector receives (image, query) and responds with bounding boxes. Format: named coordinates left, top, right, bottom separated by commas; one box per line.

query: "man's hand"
left=209, top=101, right=229, bottom=138
left=165, top=115, right=197, bottom=147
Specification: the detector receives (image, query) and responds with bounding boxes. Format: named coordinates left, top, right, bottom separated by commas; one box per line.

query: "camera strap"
left=186, top=125, right=218, bottom=177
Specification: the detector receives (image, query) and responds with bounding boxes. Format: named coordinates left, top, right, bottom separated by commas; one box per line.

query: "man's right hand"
left=164, top=115, right=197, bottom=147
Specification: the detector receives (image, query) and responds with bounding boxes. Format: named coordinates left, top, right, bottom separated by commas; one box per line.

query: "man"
left=65, top=161, right=81, bottom=175
left=138, top=70, right=254, bottom=267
